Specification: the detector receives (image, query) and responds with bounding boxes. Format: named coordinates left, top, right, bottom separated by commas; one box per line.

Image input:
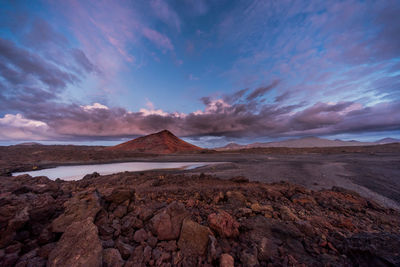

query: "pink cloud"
left=142, top=28, right=174, bottom=51
left=150, top=0, right=181, bottom=32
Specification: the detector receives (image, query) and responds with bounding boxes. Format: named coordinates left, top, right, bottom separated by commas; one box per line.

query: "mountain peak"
left=376, top=137, right=400, bottom=144
left=157, top=129, right=175, bottom=136
left=109, top=130, right=202, bottom=154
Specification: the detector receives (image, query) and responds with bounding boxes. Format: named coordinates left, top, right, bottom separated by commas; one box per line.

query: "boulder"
left=115, top=239, right=133, bottom=260
left=37, top=242, right=57, bottom=259
left=229, top=176, right=249, bottom=183
left=151, top=201, right=188, bottom=240
left=226, top=191, right=247, bottom=206
left=82, top=172, right=100, bottom=180
left=159, top=240, right=177, bottom=252
left=178, top=218, right=211, bottom=256
left=250, top=203, right=273, bottom=213
left=0, top=207, right=29, bottom=248
left=51, top=191, right=101, bottom=233
left=133, top=228, right=148, bottom=243
left=104, top=188, right=135, bottom=205
left=279, top=206, right=299, bottom=221
left=220, top=253, right=234, bottom=267
left=343, top=232, right=400, bottom=266
left=208, top=211, right=239, bottom=238
left=257, top=237, right=278, bottom=261
left=113, top=205, right=127, bottom=218
left=48, top=218, right=102, bottom=267
left=143, top=246, right=152, bottom=263
left=125, top=245, right=144, bottom=265
left=240, top=250, right=259, bottom=266
left=103, top=248, right=124, bottom=267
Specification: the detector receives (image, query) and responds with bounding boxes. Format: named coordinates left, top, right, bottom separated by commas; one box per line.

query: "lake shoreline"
left=13, top=162, right=225, bottom=181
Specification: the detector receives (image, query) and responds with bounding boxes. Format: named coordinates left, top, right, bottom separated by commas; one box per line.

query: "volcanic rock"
left=51, top=190, right=101, bottom=233
left=151, top=201, right=188, bottom=240
left=104, top=187, right=135, bottom=205
left=109, top=130, right=202, bottom=154
left=115, top=239, right=133, bottom=260
left=177, top=218, right=211, bottom=256
left=342, top=232, right=400, bottom=266
left=229, top=176, right=249, bottom=183
left=133, top=228, right=148, bottom=243
left=47, top=218, right=102, bottom=267
left=1, top=172, right=400, bottom=266
left=220, top=253, right=234, bottom=267
left=208, top=211, right=240, bottom=238
left=103, top=248, right=124, bottom=267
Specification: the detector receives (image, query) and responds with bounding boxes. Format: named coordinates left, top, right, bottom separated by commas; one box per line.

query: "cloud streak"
left=2, top=86, right=399, bottom=141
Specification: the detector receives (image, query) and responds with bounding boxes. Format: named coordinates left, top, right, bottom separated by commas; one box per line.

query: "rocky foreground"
left=0, top=173, right=399, bottom=267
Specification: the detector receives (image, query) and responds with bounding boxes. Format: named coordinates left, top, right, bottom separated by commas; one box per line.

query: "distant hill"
left=14, top=142, right=43, bottom=146
left=376, top=138, right=400, bottom=144
left=108, top=130, right=202, bottom=154
left=216, top=136, right=376, bottom=150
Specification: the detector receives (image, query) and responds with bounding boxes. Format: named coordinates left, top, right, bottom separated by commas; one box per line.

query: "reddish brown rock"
left=103, top=248, right=124, bottom=267
left=104, top=188, right=135, bottom=205
left=115, top=239, right=133, bottom=260
left=208, top=211, right=239, bottom=238
left=178, top=218, right=211, bottom=256
left=0, top=170, right=400, bottom=267
left=291, top=193, right=316, bottom=205
left=258, top=237, right=278, bottom=261
left=158, top=240, right=177, bottom=252
left=0, top=207, right=29, bottom=248
left=220, top=253, right=234, bottom=267
left=229, top=176, right=249, bottom=183
left=226, top=191, right=247, bottom=206
left=113, top=205, right=127, bottom=218
left=133, top=228, right=148, bottom=243
left=250, top=203, right=273, bottom=213
left=51, top=191, right=101, bottom=233
left=151, top=201, right=188, bottom=240
left=38, top=242, right=56, bottom=259
left=108, top=130, right=202, bottom=154
left=47, top=218, right=102, bottom=267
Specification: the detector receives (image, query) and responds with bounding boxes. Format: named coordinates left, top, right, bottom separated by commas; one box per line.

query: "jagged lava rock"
left=208, top=210, right=240, bottom=238
left=178, top=218, right=211, bottom=256
left=103, top=248, right=124, bottom=267
left=47, top=218, right=102, bottom=267
left=1, top=172, right=400, bottom=266
left=51, top=190, right=101, bottom=233
left=151, top=201, right=188, bottom=240
left=220, top=253, right=234, bottom=267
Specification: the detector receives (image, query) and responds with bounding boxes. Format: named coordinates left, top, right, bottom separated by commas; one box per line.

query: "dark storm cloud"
left=49, top=99, right=400, bottom=140
left=274, top=91, right=291, bottom=103
left=22, top=19, right=97, bottom=75
left=2, top=87, right=400, bottom=141
left=289, top=102, right=355, bottom=131
left=0, top=38, right=78, bottom=89
left=0, top=19, right=97, bottom=116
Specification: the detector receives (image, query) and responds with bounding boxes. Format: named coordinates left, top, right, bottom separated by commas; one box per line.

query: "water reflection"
left=13, top=162, right=216, bottom=181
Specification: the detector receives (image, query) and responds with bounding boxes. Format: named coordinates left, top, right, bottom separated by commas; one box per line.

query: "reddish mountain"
left=109, top=130, right=202, bottom=154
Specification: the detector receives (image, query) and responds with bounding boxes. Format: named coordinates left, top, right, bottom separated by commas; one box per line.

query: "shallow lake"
left=13, top=162, right=218, bottom=181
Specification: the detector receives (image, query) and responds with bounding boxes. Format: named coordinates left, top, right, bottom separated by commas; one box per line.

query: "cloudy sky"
left=0, top=0, right=399, bottom=147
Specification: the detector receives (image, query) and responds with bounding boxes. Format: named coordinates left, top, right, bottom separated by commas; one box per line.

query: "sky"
left=0, top=0, right=399, bottom=147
